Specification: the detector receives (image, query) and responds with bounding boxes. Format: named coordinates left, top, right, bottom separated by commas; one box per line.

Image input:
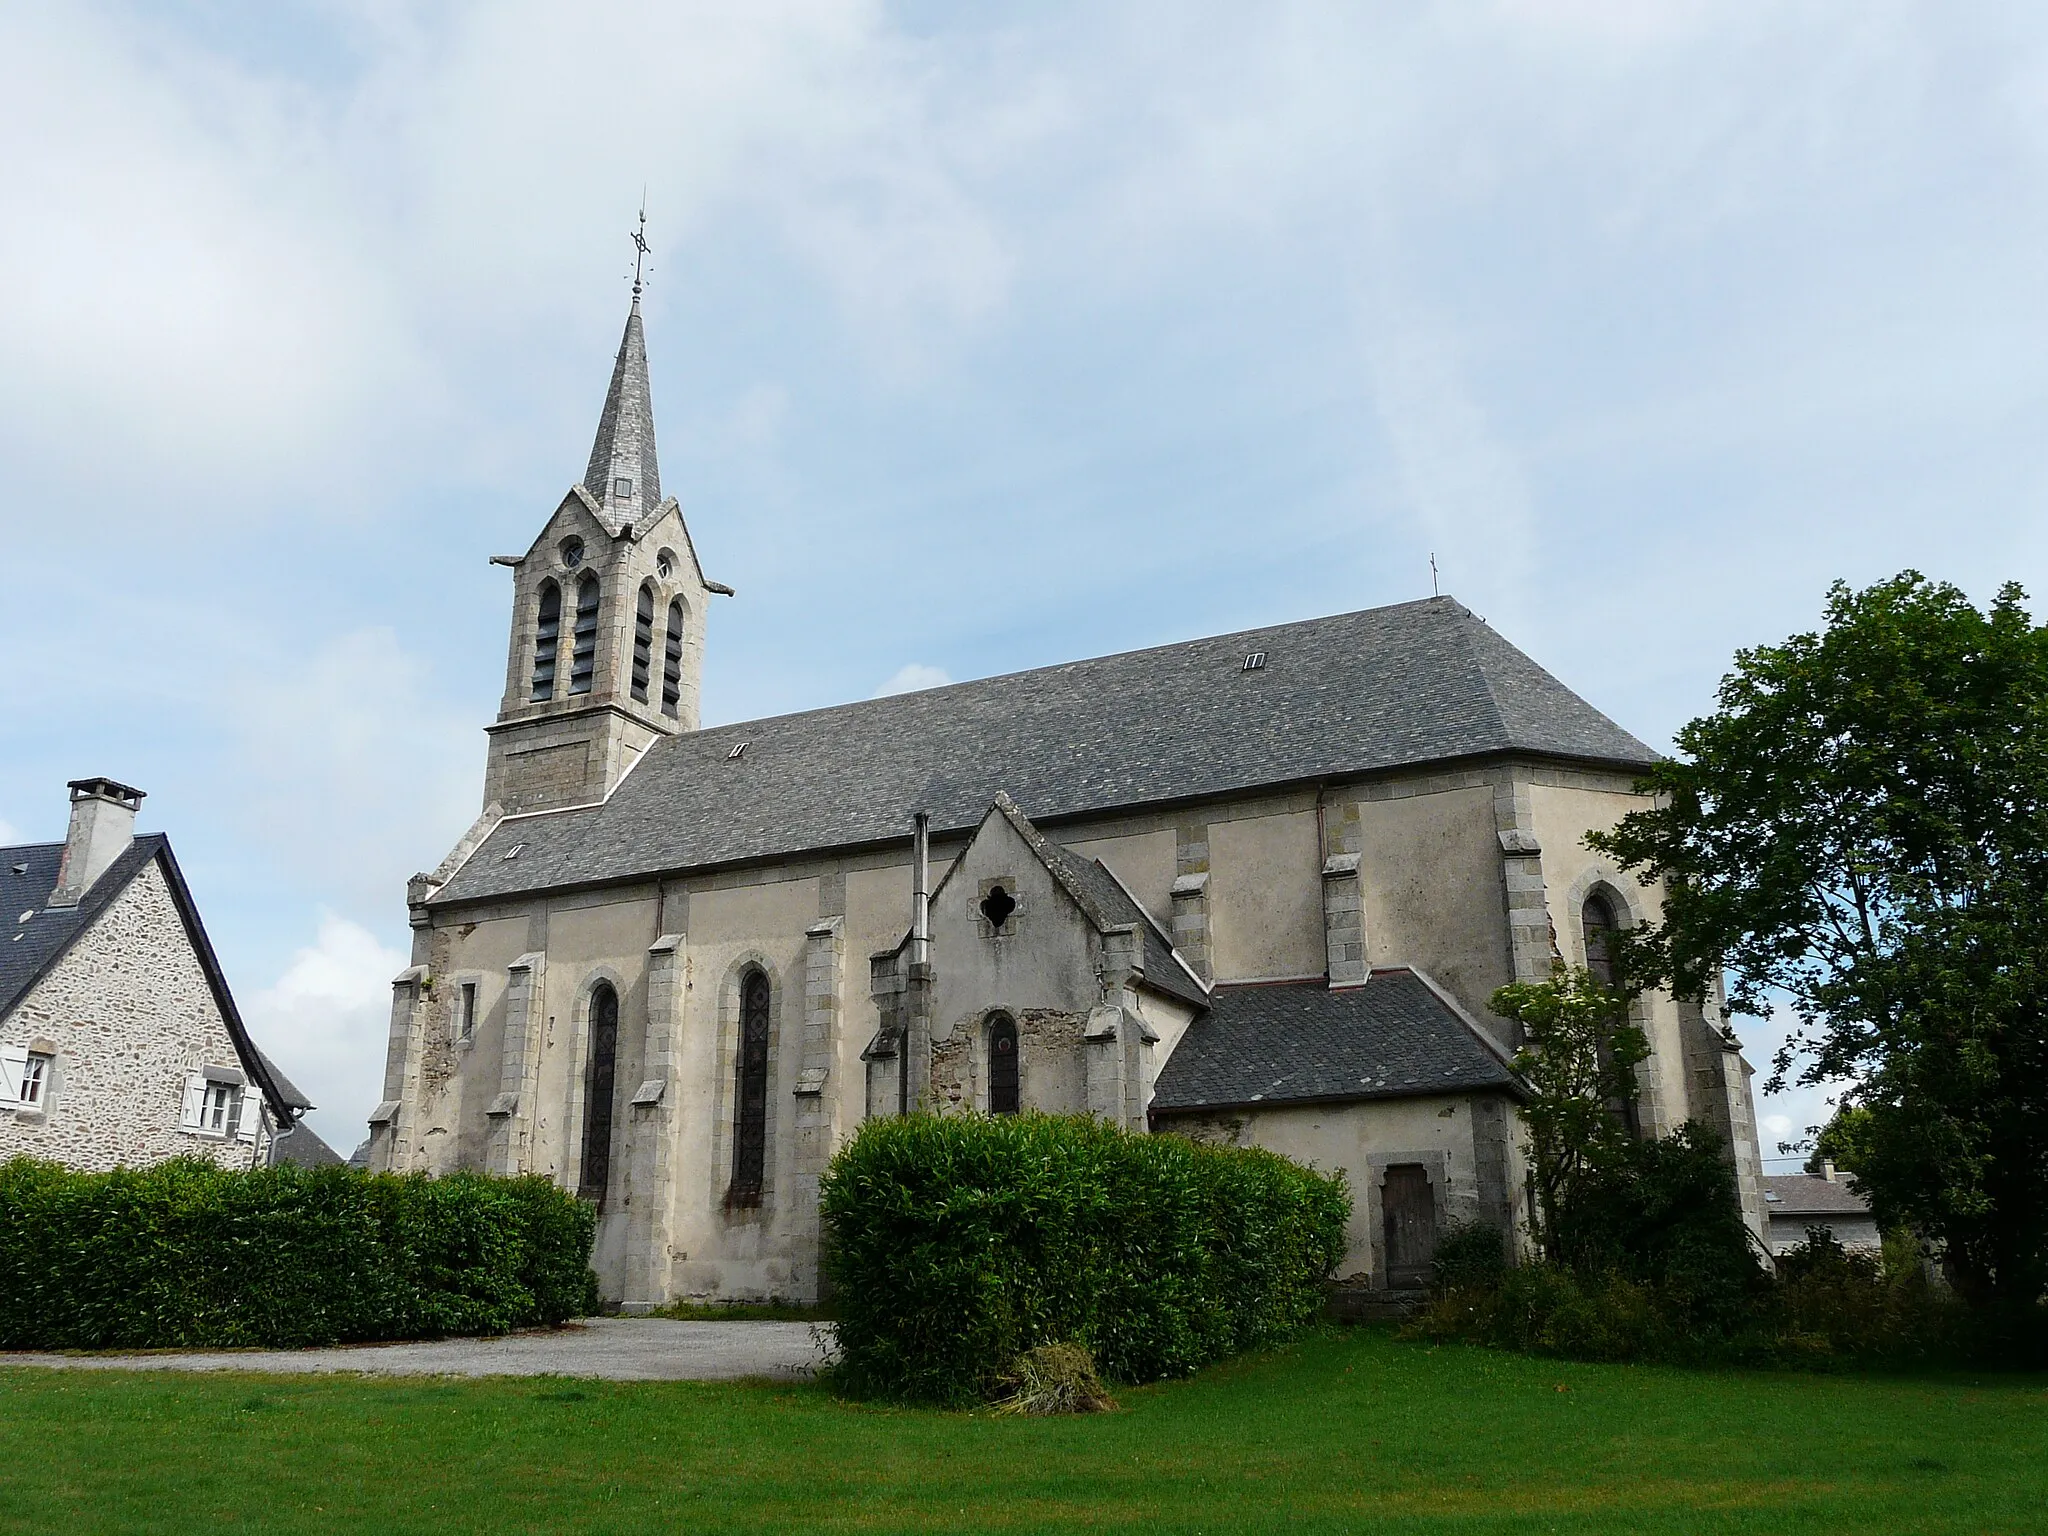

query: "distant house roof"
left=1764, top=1174, right=1872, bottom=1219
left=268, top=1120, right=344, bottom=1168
left=1150, top=969, right=1526, bottom=1114
left=1, top=834, right=303, bottom=1127
left=432, top=597, right=1660, bottom=906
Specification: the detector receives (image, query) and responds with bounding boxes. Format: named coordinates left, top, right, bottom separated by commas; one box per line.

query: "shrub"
left=0, top=1156, right=598, bottom=1350
left=819, top=1113, right=1349, bottom=1405
left=1431, top=1221, right=1509, bottom=1295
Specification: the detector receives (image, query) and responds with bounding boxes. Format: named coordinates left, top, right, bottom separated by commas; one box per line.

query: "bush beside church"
left=0, top=1157, right=597, bottom=1350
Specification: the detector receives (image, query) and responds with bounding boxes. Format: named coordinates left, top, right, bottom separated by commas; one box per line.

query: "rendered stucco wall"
left=0, top=860, right=255, bottom=1171
left=1355, top=784, right=1509, bottom=1025
left=1208, top=810, right=1323, bottom=982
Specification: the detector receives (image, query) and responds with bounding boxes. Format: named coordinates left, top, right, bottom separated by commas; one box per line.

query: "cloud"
left=242, top=911, right=407, bottom=1151
left=874, top=663, right=952, bottom=697
left=0, top=817, right=22, bottom=846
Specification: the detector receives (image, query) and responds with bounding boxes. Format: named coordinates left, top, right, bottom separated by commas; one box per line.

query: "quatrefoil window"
left=979, top=885, right=1016, bottom=933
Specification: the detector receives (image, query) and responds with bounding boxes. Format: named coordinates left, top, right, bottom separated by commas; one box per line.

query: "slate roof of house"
left=0, top=834, right=301, bottom=1124
left=1764, top=1174, right=1872, bottom=1219
left=269, top=1120, right=344, bottom=1168
left=1149, top=969, right=1526, bottom=1113
left=434, top=596, right=1660, bottom=906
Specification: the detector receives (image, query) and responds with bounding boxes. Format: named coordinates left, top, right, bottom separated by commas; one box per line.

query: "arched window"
left=1582, top=890, right=1619, bottom=987
left=631, top=583, right=655, bottom=703
left=730, top=969, right=771, bottom=1207
left=568, top=575, right=600, bottom=695
left=987, top=1013, right=1019, bottom=1115
left=1581, top=889, right=1641, bottom=1136
left=661, top=600, right=685, bottom=718
left=530, top=581, right=561, bottom=701
left=579, top=983, right=619, bottom=1205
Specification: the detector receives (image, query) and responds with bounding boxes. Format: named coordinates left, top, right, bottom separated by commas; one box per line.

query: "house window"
left=987, top=1014, right=1019, bottom=1115
left=631, top=583, right=655, bottom=703
left=203, top=1082, right=238, bottom=1135
left=568, top=575, right=601, bottom=695
left=530, top=580, right=561, bottom=701
left=18, top=1051, right=51, bottom=1108
left=457, top=982, right=478, bottom=1041
left=661, top=600, right=685, bottom=718
left=729, top=969, right=771, bottom=1207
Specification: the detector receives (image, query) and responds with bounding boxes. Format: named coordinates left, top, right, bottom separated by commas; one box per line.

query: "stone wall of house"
left=0, top=859, right=256, bottom=1171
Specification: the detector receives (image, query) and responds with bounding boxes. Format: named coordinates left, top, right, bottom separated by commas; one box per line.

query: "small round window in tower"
left=559, top=537, right=585, bottom=570
left=656, top=549, right=676, bottom=581
left=980, top=885, right=1016, bottom=933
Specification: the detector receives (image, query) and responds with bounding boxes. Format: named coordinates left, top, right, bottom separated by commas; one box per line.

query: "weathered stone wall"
left=0, top=860, right=258, bottom=1171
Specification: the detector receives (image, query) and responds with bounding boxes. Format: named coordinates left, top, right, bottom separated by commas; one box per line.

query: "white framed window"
left=19, top=1052, right=51, bottom=1107
left=181, top=1069, right=247, bottom=1138
left=203, top=1082, right=236, bottom=1133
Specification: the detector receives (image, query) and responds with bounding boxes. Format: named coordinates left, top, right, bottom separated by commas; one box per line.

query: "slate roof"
left=1764, top=1175, right=1872, bottom=1218
left=269, top=1120, right=344, bottom=1168
left=1, top=834, right=302, bottom=1125
left=435, top=596, right=1659, bottom=907
left=1149, top=970, right=1526, bottom=1112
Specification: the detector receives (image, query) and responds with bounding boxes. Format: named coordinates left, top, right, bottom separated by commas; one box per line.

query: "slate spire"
left=582, top=290, right=662, bottom=529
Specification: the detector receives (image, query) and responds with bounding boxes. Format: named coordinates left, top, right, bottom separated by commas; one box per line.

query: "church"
left=366, top=288, right=1769, bottom=1308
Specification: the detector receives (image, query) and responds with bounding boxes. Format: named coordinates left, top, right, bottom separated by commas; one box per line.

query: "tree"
left=1589, top=573, right=2048, bottom=1307
left=1490, top=966, right=1647, bottom=1264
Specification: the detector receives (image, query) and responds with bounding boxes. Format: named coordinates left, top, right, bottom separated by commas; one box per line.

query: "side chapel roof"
left=434, top=596, right=1659, bottom=906
left=1, top=835, right=305, bottom=1125
left=1149, top=969, right=1526, bottom=1113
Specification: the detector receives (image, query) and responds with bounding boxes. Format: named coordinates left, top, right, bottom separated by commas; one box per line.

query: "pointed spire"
left=582, top=210, right=661, bottom=528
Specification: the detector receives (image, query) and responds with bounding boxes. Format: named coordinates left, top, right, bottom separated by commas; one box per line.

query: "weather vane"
left=630, top=198, right=651, bottom=297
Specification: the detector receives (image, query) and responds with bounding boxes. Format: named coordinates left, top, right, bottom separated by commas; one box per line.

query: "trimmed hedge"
left=819, top=1113, right=1350, bottom=1405
left=0, top=1156, right=598, bottom=1350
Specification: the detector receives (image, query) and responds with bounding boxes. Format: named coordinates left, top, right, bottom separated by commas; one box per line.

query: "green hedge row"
left=0, top=1156, right=598, bottom=1350
left=819, top=1113, right=1350, bottom=1404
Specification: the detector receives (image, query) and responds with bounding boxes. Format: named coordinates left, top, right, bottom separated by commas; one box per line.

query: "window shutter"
left=237, top=1093, right=263, bottom=1143
left=179, top=1071, right=208, bottom=1130
left=0, top=1046, right=26, bottom=1107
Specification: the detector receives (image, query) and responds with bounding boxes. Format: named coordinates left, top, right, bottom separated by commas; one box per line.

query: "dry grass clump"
left=991, top=1342, right=1117, bottom=1416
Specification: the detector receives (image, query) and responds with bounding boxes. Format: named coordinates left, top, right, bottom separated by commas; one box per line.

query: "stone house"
left=369, top=290, right=1769, bottom=1306
left=1764, top=1165, right=1880, bottom=1256
left=1, top=778, right=316, bottom=1170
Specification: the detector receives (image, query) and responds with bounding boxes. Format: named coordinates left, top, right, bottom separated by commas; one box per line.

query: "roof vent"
left=502, top=842, right=526, bottom=862
left=728, top=742, right=748, bottom=761
left=1242, top=652, right=1267, bottom=672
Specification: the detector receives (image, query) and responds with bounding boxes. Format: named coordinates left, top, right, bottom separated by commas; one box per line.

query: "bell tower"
left=482, top=233, right=728, bottom=816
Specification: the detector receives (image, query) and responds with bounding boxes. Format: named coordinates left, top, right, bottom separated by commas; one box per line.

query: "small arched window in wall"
left=631, top=582, right=655, bottom=703
left=661, top=600, right=685, bottom=718
left=987, top=1013, right=1019, bottom=1115
left=729, top=969, right=771, bottom=1207
left=579, top=983, right=619, bottom=1206
left=568, top=575, right=601, bottom=695
left=530, top=580, right=561, bottom=701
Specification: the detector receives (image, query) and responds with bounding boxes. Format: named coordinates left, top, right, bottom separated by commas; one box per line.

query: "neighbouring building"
left=369, top=284, right=1770, bottom=1307
left=2, top=778, right=316, bottom=1170
left=1764, top=1164, right=1880, bottom=1255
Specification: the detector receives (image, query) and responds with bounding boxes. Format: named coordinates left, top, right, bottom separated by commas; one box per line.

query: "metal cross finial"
left=630, top=200, right=651, bottom=297
left=1430, top=552, right=1440, bottom=598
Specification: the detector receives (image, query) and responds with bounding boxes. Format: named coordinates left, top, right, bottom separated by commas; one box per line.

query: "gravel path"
left=0, top=1317, right=832, bottom=1382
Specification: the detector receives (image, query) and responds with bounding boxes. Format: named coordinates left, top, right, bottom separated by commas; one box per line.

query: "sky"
left=1, top=1, right=2044, bottom=1156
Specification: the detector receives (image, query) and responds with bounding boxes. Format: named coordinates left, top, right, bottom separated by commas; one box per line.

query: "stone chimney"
left=46, top=778, right=146, bottom=909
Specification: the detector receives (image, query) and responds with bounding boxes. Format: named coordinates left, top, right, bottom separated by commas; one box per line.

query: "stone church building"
left=369, top=293, right=1768, bottom=1307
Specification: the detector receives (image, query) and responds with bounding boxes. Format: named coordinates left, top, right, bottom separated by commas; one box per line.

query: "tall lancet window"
left=729, top=969, right=771, bottom=1208
left=1581, top=889, right=1642, bottom=1137
left=987, top=1013, right=1020, bottom=1114
left=631, top=582, right=655, bottom=703
left=530, top=581, right=562, bottom=701
left=568, top=575, right=601, bottom=695
left=661, top=600, right=685, bottom=718
left=579, top=983, right=619, bottom=1206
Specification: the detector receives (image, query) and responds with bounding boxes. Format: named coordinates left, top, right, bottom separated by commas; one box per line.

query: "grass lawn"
left=3, top=1328, right=2044, bottom=1535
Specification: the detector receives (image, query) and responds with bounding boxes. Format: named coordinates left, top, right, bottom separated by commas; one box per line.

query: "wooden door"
left=1382, top=1164, right=1437, bottom=1289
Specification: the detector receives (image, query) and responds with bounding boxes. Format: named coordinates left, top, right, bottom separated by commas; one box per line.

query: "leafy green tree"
left=1589, top=573, right=2048, bottom=1307
left=1490, top=966, right=1647, bottom=1264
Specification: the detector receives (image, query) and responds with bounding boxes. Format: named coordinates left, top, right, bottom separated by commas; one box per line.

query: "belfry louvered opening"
left=661, top=599, right=685, bottom=717
left=530, top=580, right=562, bottom=701
left=568, top=575, right=601, bottom=695
left=631, top=582, right=655, bottom=703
